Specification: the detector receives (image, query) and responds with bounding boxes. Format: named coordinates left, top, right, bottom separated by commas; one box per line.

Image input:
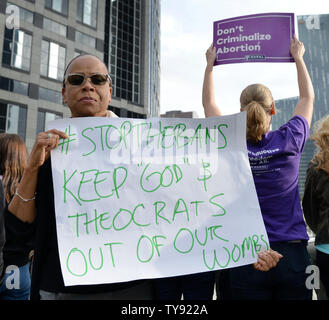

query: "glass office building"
left=272, top=14, right=329, bottom=196
left=0, top=0, right=161, bottom=150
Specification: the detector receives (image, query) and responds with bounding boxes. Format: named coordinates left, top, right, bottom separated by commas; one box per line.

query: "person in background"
left=8, top=54, right=154, bottom=300
left=0, top=180, right=5, bottom=286
left=202, top=34, right=314, bottom=300
left=0, top=133, right=35, bottom=300
left=303, top=115, right=329, bottom=299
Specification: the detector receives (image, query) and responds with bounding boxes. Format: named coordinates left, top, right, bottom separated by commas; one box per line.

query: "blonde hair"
left=240, top=84, right=275, bottom=143
left=0, top=133, right=28, bottom=203
left=311, top=115, right=329, bottom=175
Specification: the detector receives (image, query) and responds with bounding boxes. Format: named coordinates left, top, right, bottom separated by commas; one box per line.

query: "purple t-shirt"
left=247, top=115, right=309, bottom=243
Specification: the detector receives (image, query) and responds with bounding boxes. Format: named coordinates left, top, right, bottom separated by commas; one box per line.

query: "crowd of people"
left=0, top=34, right=328, bottom=300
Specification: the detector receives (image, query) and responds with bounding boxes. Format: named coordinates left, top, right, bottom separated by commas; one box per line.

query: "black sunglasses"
left=64, top=73, right=112, bottom=86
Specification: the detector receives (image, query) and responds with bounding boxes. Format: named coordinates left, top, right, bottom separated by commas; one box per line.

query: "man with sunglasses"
left=8, top=54, right=155, bottom=300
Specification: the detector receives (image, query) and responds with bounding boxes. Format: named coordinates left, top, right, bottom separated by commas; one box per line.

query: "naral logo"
left=245, top=55, right=266, bottom=61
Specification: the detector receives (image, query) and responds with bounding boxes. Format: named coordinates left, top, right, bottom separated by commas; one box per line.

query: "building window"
left=77, top=0, right=98, bottom=28
left=7, top=2, right=34, bottom=24
left=45, top=0, right=68, bottom=15
left=39, top=87, right=63, bottom=104
left=75, top=31, right=96, bottom=48
left=0, top=76, right=29, bottom=96
left=2, top=28, right=32, bottom=71
left=43, top=17, right=67, bottom=37
left=0, top=102, right=27, bottom=140
left=36, top=109, right=62, bottom=134
left=110, top=0, right=141, bottom=104
left=40, top=40, right=66, bottom=81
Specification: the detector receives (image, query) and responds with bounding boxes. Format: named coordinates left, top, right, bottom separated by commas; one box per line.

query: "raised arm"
left=202, top=44, right=222, bottom=117
left=290, top=35, right=315, bottom=127
left=8, top=129, right=68, bottom=223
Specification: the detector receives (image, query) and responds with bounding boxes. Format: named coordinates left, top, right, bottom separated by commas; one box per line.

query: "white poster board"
left=47, top=112, right=269, bottom=286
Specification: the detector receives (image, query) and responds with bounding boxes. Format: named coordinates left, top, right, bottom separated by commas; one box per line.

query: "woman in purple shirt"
left=202, top=35, right=314, bottom=300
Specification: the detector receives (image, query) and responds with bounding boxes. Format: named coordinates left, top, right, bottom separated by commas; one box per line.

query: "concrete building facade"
left=161, top=110, right=199, bottom=118
left=0, top=0, right=160, bottom=150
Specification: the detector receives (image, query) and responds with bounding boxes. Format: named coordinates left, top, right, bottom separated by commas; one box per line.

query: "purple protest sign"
left=213, top=13, right=295, bottom=65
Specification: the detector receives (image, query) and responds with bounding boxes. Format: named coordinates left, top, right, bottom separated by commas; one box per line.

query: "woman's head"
left=311, top=115, right=329, bottom=174
left=62, top=54, right=112, bottom=118
left=240, top=84, right=276, bottom=143
left=0, top=133, right=28, bottom=202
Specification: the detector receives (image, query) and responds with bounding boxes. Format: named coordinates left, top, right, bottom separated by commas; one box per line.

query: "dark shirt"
left=302, top=161, right=329, bottom=245
left=30, top=158, right=146, bottom=300
left=0, top=180, right=5, bottom=283
left=3, top=203, right=35, bottom=268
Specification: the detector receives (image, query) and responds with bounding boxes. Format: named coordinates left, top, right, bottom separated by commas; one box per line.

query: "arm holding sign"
left=202, top=44, right=221, bottom=117
left=202, top=35, right=314, bottom=124
left=8, top=129, right=68, bottom=223
left=290, top=35, right=314, bottom=127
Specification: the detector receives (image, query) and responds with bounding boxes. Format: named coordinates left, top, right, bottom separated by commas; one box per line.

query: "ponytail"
left=245, top=101, right=270, bottom=143
left=240, top=84, right=274, bottom=144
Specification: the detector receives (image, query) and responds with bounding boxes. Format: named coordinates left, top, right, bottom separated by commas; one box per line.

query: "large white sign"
left=47, top=112, right=269, bottom=286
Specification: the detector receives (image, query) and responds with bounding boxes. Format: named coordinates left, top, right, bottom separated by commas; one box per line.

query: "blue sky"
left=160, top=0, right=329, bottom=117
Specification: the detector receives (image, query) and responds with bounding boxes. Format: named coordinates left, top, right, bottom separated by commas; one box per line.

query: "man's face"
left=62, top=55, right=112, bottom=118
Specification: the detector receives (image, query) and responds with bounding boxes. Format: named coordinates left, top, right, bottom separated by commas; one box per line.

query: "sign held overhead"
left=213, top=13, right=295, bottom=65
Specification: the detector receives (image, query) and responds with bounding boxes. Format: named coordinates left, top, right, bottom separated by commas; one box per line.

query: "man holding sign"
left=202, top=33, right=314, bottom=300
left=9, top=55, right=281, bottom=301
